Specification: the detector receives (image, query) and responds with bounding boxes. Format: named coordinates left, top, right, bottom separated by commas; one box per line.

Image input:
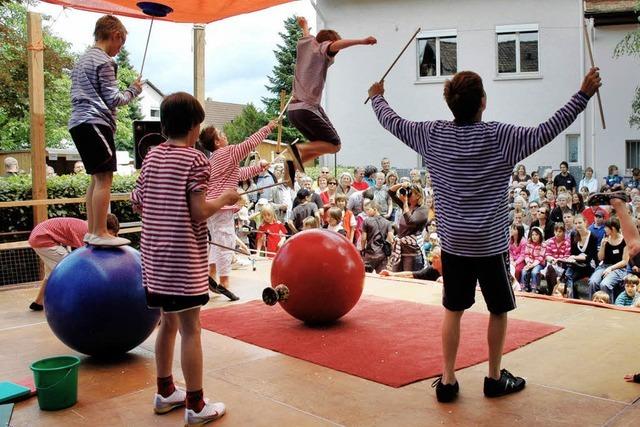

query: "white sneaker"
left=154, top=387, right=186, bottom=414
left=88, top=235, right=131, bottom=247
left=184, top=401, right=226, bottom=426
left=83, top=233, right=95, bottom=243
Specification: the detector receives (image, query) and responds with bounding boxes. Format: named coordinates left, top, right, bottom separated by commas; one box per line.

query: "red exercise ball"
left=266, top=229, right=365, bottom=324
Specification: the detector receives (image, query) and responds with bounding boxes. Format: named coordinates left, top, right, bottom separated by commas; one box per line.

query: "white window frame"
left=566, top=134, right=581, bottom=166
left=626, top=140, right=640, bottom=170
left=495, top=23, right=541, bottom=80
left=415, top=29, right=458, bottom=83
left=150, top=108, right=160, bottom=118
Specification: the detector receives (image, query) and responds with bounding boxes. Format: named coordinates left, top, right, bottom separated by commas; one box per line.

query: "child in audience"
left=326, top=206, right=347, bottom=236
left=131, top=92, right=240, bottom=425
left=69, top=15, right=141, bottom=246
left=552, top=283, right=568, bottom=298
left=256, top=205, right=287, bottom=258
left=302, top=216, right=319, bottom=230
left=289, top=189, right=319, bottom=233
left=615, top=274, right=639, bottom=306
left=521, top=227, right=546, bottom=293
left=592, top=290, right=610, bottom=304
left=509, top=224, right=527, bottom=281
left=335, top=194, right=356, bottom=242
left=542, top=223, right=571, bottom=295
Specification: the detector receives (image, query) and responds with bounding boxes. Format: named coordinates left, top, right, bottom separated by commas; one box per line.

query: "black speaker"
left=134, top=120, right=166, bottom=169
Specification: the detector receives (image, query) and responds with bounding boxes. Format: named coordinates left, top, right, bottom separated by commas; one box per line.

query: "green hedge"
left=0, top=173, right=139, bottom=243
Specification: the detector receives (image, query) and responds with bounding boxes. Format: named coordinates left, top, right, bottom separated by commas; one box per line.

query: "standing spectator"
left=550, top=193, right=570, bottom=224
left=289, top=189, right=320, bottom=233
left=564, top=214, right=598, bottom=298
left=553, top=161, right=577, bottom=192
left=352, top=166, right=369, bottom=191
left=315, top=174, right=328, bottom=194
left=387, top=182, right=429, bottom=272
left=409, top=169, right=423, bottom=186
left=541, top=223, right=571, bottom=294
left=381, top=157, right=391, bottom=176
left=361, top=200, right=394, bottom=273
left=337, top=172, right=355, bottom=197
left=521, top=227, right=546, bottom=293
left=579, top=166, right=598, bottom=194
left=372, top=172, right=392, bottom=219
left=347, top=187, right=374, bottom=218
left=509, top=224, right=527, bottom=281
left=320, top=175, right=338, bottom=224
left=541, top=168, right=554, bottom=186
left=271, top=164, right=294, bottom=224
left=385, top=170, right=398, bottom=187
left=603, top=164, right=624, bottom=191
left=363, top=165, right=378, bottom=188
left=335, top=194, right=356, bottom=242
left=588, top=218, right=627, bottom=302
left=3, top=157, right=19, bottom=177
left=46, top=165, right=57, bottom=178
left=254, top=166, right=278, bottom=203
left=587, top=210, right=607, bottom=246
left=326, top=206, right=346, bottom=236
left=256, top=205, right=287, bottom=258
left=296, top=176, right=324, bottom=215
left=526, top=171, right=544, bottom=202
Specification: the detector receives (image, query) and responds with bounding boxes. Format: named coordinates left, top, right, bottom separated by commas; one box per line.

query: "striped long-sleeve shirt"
left=372, top=91, right=589, bottom=256
left=68, top=47, right=141, bottom=131
left=206, top=125, right=273, bottom=209
left=131, top=144, right=211, bottom=296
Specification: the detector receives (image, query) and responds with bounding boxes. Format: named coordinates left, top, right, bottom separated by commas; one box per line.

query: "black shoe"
left=208, top=277, right=220, bottom=294
left=284, top=160, right=296, bottom=189
left=288, top=143, right=305, bottom=173
left=431, top=376, right=459, bottom=403
left=483, top=369, right=526, bottom=398
left=29, top=302, right=43, bottom=311
left=216, top=285, right=240, bottom=301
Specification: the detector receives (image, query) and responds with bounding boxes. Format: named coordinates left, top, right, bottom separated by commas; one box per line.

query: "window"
left=566, top=134, right=580, bottom=165
left=626, top=140, right=640, bottom=169
left=417, top=30, right=457, bottom=78
left=496, top=24, right=539, bottom=75
left=150, top=108, right=160, bottom=118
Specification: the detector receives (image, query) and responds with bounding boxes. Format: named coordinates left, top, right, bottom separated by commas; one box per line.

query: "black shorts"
left=288, top=106, right=341, bottom=146
left=441, top=250, right=516, bottom=314
left=69, top=123, right=117, bottom=174
left=145, top=289, right=209, bottom=313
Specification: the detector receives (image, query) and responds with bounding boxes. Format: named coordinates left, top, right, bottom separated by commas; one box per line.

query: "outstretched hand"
left=362, top=36, right=377, bottom=45
left=580, top=67, right=602, bottom=97
left=368, top=81, right=385, bottom=99
left=296, top=16, right=307, bottom=28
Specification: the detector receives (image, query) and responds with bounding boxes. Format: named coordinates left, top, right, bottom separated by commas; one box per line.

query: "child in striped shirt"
left=132, top=92, right=240, bottom=426
left=68, top=15, right=141, bottom=247
left=369, top=67, right=601, bottom=402
left=199, top=120, right=277, bottom=300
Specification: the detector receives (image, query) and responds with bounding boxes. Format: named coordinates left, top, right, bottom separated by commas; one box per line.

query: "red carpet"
left=201, top=296, right=562, bottom=387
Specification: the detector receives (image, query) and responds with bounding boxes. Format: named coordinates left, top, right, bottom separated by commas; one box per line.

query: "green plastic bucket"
left=30, top=355, right=80, bottom=411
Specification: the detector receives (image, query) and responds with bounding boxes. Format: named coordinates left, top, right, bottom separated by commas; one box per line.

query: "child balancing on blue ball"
left=132, top=92, right=240, bottom=426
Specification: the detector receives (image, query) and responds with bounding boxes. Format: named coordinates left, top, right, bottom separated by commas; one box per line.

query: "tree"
left=223, top=103, right=269, bottom=145
left=113, top=47, right=143, bottom=152
left=614, top=1, right=640, bottom=128
left=0, top=1, right=75, bottom=150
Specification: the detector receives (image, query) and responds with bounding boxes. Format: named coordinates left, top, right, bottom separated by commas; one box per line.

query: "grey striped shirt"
left=68, top=47, right=140, bottom=131
left=372, top=91, right=589, bottom=257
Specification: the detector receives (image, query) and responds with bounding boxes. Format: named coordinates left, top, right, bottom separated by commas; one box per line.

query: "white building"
left=138, top=80, right=164, bottom=121
left=315, top=0, right=639, bottom=180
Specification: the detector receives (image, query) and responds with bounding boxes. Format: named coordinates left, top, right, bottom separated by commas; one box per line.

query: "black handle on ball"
left=262, top=285, right=289, bottom=306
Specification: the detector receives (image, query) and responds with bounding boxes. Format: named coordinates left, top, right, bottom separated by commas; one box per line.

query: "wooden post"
left=277, top=90, right=286, bottom=154
left=27, top=12, right=47, bottom=225
left=193, top=24, right=205, bottom=107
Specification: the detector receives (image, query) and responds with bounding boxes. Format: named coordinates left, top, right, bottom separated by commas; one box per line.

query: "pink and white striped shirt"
left=28, top=217, right=88, bottom=249
left=523, top=242, right=546, bottom=266
left=206, top=125, right=273, bottom=208
left=131, top=143, right=210, bottom=296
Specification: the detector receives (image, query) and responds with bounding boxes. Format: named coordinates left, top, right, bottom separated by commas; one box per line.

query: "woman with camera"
left=387, top=181, right=429, bottom=271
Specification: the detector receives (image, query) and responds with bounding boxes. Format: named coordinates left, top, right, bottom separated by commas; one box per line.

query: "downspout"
left=579, top=0, right=587, bottom=169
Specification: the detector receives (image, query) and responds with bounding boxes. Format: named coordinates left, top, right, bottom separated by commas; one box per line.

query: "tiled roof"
left=585, top=0, right=636, bottom=14
left=203, top=100, right=246, bottom=129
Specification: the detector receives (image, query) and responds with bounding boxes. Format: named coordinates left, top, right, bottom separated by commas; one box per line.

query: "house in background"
left=139, top=80, right=164, bottom=121
left=314, top=0, right=639, bottom=179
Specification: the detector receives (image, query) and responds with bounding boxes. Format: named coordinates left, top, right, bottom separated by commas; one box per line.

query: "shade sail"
left=41, top=0, right=296, bottom=23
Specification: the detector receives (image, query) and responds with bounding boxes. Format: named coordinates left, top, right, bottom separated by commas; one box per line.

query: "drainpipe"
left=579, top=0, right=587, bottom=169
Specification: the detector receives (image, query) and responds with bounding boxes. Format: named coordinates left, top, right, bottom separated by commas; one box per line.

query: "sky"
left=29, top=1, right=316, bottom=107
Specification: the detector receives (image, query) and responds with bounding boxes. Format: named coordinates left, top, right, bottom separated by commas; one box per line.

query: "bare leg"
left=178, top=308, right=203, bottom=391
left=442, top=308, right=464, bottom=384
left=86, top=177, right=96, bottom=233
left=295, top=141, right=340, bottom=164
left=611, top=198, right=640, bottom=256
left=487, top=312, right=508, bottom=379
left=34, top=277, right=47, bottom=305
left=208, top=264, right=217, bottom=280
left=156, top=312, right=179, bottom=378
left=219, top=276, right=229, bottom=288
left=90, top=171, right=114, bottom=237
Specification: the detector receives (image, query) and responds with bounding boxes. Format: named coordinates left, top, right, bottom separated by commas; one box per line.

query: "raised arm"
left=296, top=16, right=310, bottom=38
left=499, top=68, right=601, bottom=165
left=229, top=121, right=276, bottom=164
left=329, top=36, right=377, bottom=53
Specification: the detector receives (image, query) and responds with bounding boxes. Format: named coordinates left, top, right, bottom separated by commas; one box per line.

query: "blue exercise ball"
left=44, top=245, right=160, bottom=357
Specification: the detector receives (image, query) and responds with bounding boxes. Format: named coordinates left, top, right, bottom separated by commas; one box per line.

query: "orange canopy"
left=41, top=0, right=296, bottom=24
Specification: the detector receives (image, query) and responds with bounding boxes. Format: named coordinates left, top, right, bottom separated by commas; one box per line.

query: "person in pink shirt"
left=508, top=224, right=526, bottom=281
left=520, top=227, right=546, bottom=293
left=541, top=223, right=571, bottom=294
left=28, top=214, right=119, bottom=311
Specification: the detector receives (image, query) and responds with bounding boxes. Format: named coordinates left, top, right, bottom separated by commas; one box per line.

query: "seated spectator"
left=361, top=200, right=394, bottom=273
left=255, top=205, right=287, bottom=258
left=553, top=161, right=577, bottom=192
left=512, top=164, right=530, bottom=188
left=564, top=214, right=598, bottom=298
left=552, top=282, right=568, bottom=298
left=546, top=190, right=556, bottom=210
left=579, top=186, right=591, bottom=202
left=615, top=274, right=638, bottom=306
left=422, top=232, right=440, bottom=264
left=579, top=166, right=598, bottom=194
left=587, top=209, right=607, bottom=246
left=380, top=246, right=443, bottom=282
left=3, top=156, right=20, bottom=177
left=352, top=166, right=369, bottom=191
left=521, top=227, right=546, bottom=293
left=509, top=224, right=527, bottom=281
left=326, top=206, right=347, bottom=236
left=28, top=214, right=119, bottom=310
left=288, top=189, right=319, bottom=233
left=572, top=193, right=585, bottom=215
left=541, top=168, right=554, bottom=186
left=550, top=193, right=570, bottom=224
left=583, top=204, right=608, bottom=227
left=563, top=211, right=575, bottom=235
left=512, top=208, right=529, bottom=237
left=541, top=223, right=571, bottom=295
left=526, top=171, right=544, bottom=202
left=592, top=290, right=610, bottom=304
left=525, top=201, right=539, bottom=227
left=588, top=218, right=627, bottom=302
left=627, top=167, right=640, bottom=190
left=603, top=164, right=624, bottom=191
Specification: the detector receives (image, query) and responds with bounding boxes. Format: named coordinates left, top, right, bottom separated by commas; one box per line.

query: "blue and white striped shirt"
left=372, top=91, right=589, bottom=257
left=68, top=47, right=141, bottom=131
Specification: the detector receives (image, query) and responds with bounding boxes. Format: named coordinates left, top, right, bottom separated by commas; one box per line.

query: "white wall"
left=316, top=0, right=607, bottom=173
left=588, top=23, right=640, bottom=180
left=139, top=83, right=163, bottom=121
